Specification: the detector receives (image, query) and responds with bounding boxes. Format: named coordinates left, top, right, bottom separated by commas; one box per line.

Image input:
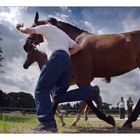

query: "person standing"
left=127, top=97, right=134, bottom=119
left=16, top=18, right=97, bottom=132
left=117, top=97, right=125, bottom=119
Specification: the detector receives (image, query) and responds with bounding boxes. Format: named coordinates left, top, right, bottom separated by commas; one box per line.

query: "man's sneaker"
left=32, top=122, right=58, bottom=133
left=92, top=85, right=103, bottom=109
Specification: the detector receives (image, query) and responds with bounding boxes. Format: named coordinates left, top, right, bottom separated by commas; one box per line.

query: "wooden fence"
left=0, top=107, right=120, bottom=116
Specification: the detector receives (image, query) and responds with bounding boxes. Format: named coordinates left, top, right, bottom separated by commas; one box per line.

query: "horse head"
left=23, top=48, right=37, bottom=69
left=23, top=48, right=48, bottom=70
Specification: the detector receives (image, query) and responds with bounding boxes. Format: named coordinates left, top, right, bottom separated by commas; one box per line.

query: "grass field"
left=0, top=113, right=140, bottom=133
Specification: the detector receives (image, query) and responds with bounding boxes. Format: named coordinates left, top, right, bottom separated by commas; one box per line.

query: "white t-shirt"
left=118, top=101, right=125, bottom=108
left=34, top=24, right=76, bottom=59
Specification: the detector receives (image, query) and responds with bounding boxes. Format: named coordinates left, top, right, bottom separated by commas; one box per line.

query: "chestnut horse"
left=23, top=11, right=140, bottom=128
left=23, top=12, right=116, bottom=127
left=54, top=18, right=140, bottom=129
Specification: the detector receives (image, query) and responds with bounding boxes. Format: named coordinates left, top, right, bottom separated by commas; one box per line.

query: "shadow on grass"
left=117, top=127, right=140, bottom=133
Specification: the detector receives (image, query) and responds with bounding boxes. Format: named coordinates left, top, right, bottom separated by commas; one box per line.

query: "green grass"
left=0, top=113, right=140, bottom=133
left=0, top=113, right=37, bottom=133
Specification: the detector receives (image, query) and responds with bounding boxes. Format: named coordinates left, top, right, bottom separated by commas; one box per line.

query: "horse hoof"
left=71, top=123, right=76, bottom=127
left=107, top=115, right=116, bottom=127
left=84, top=116, right=88, bottom=121
left=122, top=123, right=133, bottom=129
left=62, top=122, right=66, bottom=127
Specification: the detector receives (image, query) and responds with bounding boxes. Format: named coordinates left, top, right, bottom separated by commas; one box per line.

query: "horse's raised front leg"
left=78, top=84, right=116, bottom=127
left=86, top=100, right=115, bottom=127
left=122, top=98, right=140, bottom=129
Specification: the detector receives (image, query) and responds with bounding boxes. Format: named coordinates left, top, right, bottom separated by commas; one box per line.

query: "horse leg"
left=52, top=84, right=115, bottom=127
left=52, top=101, right=58, bottom=115
left=71, top=101, right=87, bottom=126
left=78, top=84, right=115, bottom=127
left=122, top=59, right=140, bottom=129
left=52, top=101, right=66, bottom=126
left=55, top=108, right=66, bottom=127
left=84, top=105, right=89, bottom=121
left=86, top=100, right=115, bottom=126
left=122, top=97, right=140, bottom=129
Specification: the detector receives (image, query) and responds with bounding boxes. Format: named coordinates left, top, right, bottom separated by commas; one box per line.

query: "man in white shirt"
left=16, top=19, right=96, bottom=132
left=117, top=97, right=125, bottom=119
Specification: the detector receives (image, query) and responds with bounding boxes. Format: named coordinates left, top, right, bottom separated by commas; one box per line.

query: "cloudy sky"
left=0, top=7, right=140, bottom=107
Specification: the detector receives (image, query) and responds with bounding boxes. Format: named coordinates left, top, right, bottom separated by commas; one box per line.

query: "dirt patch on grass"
left=61, top=120, right=140, bottom=133
left=61, top=126, right=140, bottom=133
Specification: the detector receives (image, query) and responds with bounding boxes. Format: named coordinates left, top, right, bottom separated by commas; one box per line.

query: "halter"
left=28, top=47, right=37, bottom=54
left=24, top=35, right=40, bottom=54
left=28, top=35, right=40, bottom=46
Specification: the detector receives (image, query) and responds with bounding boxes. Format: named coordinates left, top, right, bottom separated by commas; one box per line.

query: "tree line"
left=0, top=88, right=119, bottom=109
left=0, top=89, right=120, bottom=116
left=0, top=89, right=35, bottom=109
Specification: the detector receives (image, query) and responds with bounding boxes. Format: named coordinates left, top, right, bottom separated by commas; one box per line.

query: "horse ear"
left=34, top=12, right=39, bottom=23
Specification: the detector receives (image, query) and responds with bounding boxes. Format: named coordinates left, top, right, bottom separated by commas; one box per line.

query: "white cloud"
left=60, top=7, right=72, bottom=14
left=82, top=20, right=111, bottom=34
left=83, top=21, right=96, bottom=33
left=91, top=68, right=140, bottom=107
left=121, top=13, right=140, bottom=32
left=0, top=7, right=27, bottom=28
left=97, top=28, right=111, bottom=34
left=0, top=7, right=40, bottom=94
left=55, top=13, right=69, bottom=21
left=0, top=55, right=40, bottom=93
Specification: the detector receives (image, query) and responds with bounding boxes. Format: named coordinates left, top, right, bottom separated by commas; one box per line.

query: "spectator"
left=117, top=97, right=125, bottom=119
left=127, top=97, right=134, bottom=118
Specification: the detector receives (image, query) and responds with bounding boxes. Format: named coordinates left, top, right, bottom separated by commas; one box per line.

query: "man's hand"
left=16, top=24, right=35, bottom=34
left=69, top=43, right=83, bottom=55
left=16, top=23, right=24, bottom=31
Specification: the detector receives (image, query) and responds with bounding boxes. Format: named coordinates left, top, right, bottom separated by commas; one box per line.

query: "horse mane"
left=34, top=18, right=87, bottom=34
left=58, top=21, right=87, bottom=33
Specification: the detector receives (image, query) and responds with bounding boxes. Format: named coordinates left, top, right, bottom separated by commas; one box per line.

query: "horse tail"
left=103, top=77, right=111, bottom=83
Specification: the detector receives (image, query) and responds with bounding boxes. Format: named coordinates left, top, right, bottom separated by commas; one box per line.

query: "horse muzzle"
left=23, top=63, right=29, bottom=69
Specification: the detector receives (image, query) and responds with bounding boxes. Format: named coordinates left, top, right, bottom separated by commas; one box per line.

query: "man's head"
left=46, top=17, right=57, bottom=26
left=121, top=97, right=124, bottom=101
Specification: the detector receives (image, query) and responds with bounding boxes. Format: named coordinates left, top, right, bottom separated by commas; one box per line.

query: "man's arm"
left=16, top=24, right=35, bottom=34
left=69, top=43, right=83, bottom=55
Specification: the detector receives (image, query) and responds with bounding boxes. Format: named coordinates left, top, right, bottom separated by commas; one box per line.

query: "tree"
left=0, top=89, right=11, bottom=107
left=102, top=102, right=112, bottom=110
left=8, top=92, right=35, bottom=108
left=0, top=89, right=6, bottom=107
left=0, top=32, right=4, bottom=73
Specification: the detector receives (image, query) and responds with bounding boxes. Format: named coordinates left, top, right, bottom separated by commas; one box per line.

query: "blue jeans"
left=35, top=50, right=94, bottom=125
